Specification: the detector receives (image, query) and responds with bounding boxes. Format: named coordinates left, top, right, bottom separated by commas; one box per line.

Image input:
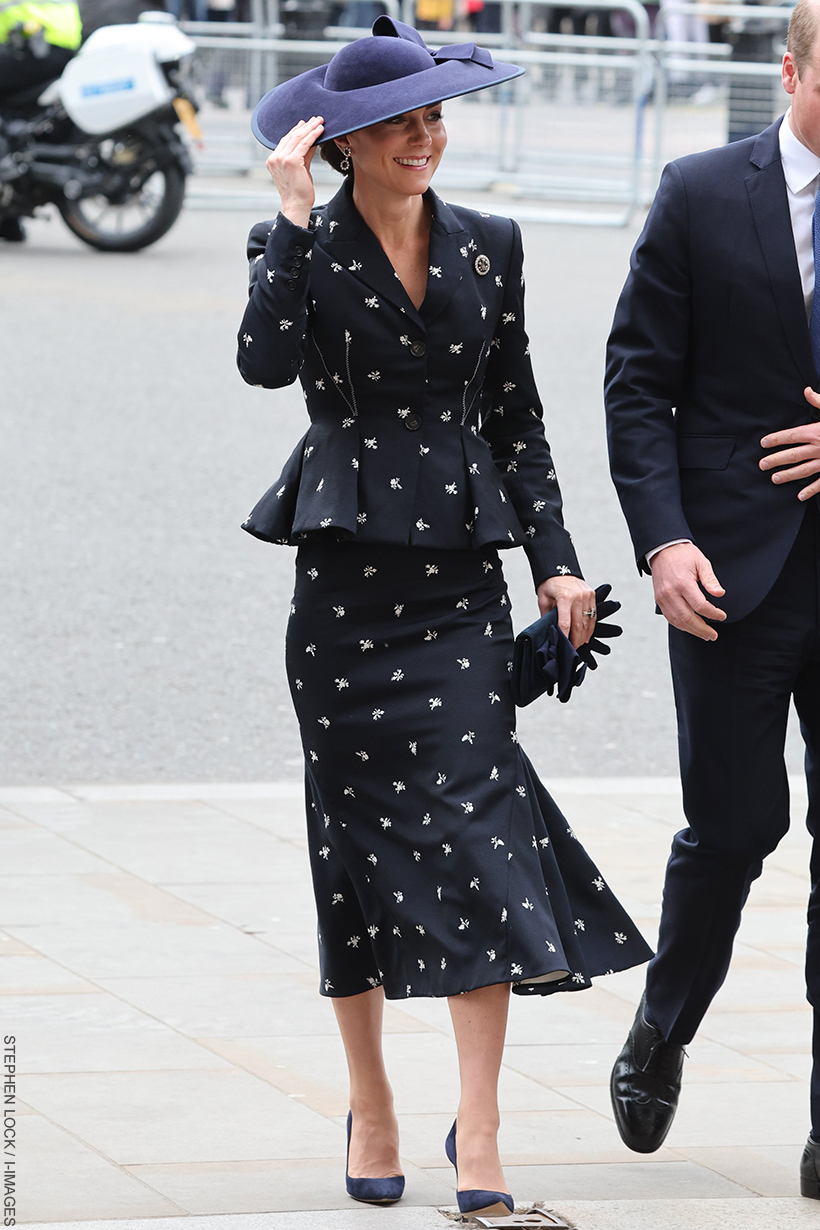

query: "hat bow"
left=434, top=43, right=494, bottom=70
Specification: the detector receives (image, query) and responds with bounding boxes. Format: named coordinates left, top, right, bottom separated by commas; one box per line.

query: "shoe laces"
left=651, top=1041, right=686, bottom=1086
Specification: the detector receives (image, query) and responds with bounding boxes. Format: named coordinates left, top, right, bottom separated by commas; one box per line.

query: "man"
left=0, top=0, right=82, bottom=240
left=0, top=0, right=81, bottom=93
left=605, top=0, right=820, bottom=1197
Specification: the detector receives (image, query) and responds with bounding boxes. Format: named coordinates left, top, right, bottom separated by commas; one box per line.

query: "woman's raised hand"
left=266, top=116, right=324, bottom=229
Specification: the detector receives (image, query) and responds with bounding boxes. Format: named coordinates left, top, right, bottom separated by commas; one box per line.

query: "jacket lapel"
left=746, top=120, right=816, bottom=387
left=420, top=192, right=468, bottom=326
left=324, top=180, right=424, bottom=328
left=322, top=183, right=468, bottom=330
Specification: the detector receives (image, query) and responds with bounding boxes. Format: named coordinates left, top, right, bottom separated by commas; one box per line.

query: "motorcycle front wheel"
left=58, top=146, right=186, bottom=253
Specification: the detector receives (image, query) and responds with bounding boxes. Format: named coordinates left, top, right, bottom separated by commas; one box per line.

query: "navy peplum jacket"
left=237, top=179, right=581, bottom=589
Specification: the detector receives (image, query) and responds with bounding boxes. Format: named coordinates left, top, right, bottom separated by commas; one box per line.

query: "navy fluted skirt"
left=286, top=541, right=651, bottom=999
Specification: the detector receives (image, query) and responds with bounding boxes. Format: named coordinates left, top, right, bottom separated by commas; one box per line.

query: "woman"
left=237, top=17, right=651, bottom=1218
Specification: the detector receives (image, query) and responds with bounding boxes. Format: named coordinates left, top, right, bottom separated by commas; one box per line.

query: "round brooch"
left=474, top=254, right=491, bottom=275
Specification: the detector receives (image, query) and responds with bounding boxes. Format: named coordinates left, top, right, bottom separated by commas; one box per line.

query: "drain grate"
left=471, top=1212, right=569, bottom=1229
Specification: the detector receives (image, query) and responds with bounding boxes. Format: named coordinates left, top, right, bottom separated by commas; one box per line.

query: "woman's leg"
left=447, top=982, right=511, bottom=1193
left=333, top=987, right=402, bottom=1178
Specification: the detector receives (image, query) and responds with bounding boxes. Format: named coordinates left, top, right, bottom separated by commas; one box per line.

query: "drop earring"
left=340, top=146, right=351, bottom=173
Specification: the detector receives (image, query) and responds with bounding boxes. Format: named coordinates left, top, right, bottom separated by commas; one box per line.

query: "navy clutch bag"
left=512, top=584, right=622, bottom=706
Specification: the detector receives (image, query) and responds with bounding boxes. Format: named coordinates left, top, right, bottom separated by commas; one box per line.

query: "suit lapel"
left=420, top=193, right=468, bottom=326
left=746, top=123, right=816, bottom=387
left=322, top=183, right=467, bottom=330
left=324, top=180, right=424, bottom=328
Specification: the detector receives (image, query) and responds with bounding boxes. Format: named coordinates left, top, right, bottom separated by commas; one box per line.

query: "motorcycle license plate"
left=173, top=96, right=202, bottom=140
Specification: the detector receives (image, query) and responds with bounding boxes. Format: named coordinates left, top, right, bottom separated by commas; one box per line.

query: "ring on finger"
left=583, top=608, right=596, bottom=618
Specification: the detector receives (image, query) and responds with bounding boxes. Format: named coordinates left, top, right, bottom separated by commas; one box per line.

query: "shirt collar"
left=779, top=108, right=820, bottom=194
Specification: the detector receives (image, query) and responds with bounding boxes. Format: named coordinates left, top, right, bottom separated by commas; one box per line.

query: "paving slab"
left=0, top=780, right=816, bottom=1225
left=17, top=1201, right=820, bottom=1230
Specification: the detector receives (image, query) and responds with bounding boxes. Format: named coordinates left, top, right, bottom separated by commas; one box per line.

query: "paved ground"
left=0, top=196, right=657, bottom=783
left=1, top=196, right=809, bottom=783
left=2, top=51, right=815, bottom=1230
left=2, top=777, right=817, bottom=1228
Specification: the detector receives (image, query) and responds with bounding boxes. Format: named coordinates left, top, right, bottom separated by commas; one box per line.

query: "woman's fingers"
left=270, top=119, right=307, bottom=159
left=536, top=576, right=597, bottom=647
left=265, top=117, right=324, bottom=225
left=570, top=589, right=598, bottom=648
left=268, top=117, right=324, bottom=166
left=289, top=119, right=324, bottom=154
left=553, top=587, right=597, bottom=648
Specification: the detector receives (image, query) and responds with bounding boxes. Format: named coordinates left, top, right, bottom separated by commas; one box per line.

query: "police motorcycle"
left=0, top=12, right=201, bottom=251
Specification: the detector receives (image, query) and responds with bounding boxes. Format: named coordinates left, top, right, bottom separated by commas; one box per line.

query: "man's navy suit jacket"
left=605, top=117, right=819, bottom=622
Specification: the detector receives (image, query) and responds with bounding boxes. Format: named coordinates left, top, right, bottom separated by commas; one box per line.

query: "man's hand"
left=650, top=543, right=726, bottom=641
left=537, top=574, right=598, bottom=648
left=759, top=387, right=820, bottom=501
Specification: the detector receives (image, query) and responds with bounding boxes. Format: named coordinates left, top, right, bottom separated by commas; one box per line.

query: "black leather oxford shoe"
left=610, top=994, right=685, bottom=1153
left=800, top=1137, right=820, bottom=1198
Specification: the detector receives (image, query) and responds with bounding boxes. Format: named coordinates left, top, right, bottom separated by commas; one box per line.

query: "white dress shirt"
left=779, top=107, right=820, bottom=319
left=646, top=110, right=820, bottom=564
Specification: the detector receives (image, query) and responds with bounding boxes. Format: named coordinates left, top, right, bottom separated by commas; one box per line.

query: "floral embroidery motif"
left=237, top=203, right=642, bottom=1004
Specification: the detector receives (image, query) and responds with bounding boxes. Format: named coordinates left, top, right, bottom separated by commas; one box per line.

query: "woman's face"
left=339, top=104, right=447, bottom=197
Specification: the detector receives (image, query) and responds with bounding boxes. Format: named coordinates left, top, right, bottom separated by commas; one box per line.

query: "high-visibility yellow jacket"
left=0, top=0, right=82, bottom=49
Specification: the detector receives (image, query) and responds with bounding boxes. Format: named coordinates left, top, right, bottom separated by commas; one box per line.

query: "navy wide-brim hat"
left=251, top=15, right=525, bottom=149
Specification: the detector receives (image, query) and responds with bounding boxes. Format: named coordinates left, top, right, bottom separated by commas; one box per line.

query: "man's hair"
left=788, top=0, right=820, bottom=77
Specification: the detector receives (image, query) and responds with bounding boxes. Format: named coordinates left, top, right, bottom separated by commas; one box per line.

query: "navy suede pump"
left=444, top=1119, right=514, bottom=1218
left=345, top=1112, right=405, bottom=1204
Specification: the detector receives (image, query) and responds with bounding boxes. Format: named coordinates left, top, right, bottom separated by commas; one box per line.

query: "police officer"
left=0, top=0, right=82, bottom=95
left=0, top=0, right=82, bottom=239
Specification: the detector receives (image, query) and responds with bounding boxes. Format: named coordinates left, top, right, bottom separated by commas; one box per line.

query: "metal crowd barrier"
left=181, top=0, right=793, bottom=227
left=652, top=2, right=791, bottom=184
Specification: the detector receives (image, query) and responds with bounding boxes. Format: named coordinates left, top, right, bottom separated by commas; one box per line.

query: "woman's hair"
left=320, top=139, right=353, bottom=177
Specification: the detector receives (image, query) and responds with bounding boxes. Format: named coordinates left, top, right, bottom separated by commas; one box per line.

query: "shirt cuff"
left=646, top=538, right=692, bottom=563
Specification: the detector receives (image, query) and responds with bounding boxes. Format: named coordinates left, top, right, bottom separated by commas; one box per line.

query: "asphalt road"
left=0, top=194, right=807, bottom=784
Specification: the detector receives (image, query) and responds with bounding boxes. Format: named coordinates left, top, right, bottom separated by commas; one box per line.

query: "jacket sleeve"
left=604, top=161, right=694, bottom=571
left=480, top=218, right=582, bottom=590
left=236, top=213, right=316, bottom=389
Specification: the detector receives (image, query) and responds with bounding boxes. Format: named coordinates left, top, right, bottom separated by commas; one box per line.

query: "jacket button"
left=290, top=267, right=300, bottom=278
left=287, top=279, right=296, bottom=290
left=410, top=340, right=426, bottom=357
left=291, top=256, right=303, bottom=268
left=294, top=245, right=304, bottom=256
left=404, top=413, right=422, bottom=431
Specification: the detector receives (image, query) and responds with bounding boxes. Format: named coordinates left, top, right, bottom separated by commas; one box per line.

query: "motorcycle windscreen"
left=59, top=47, right=174, bottom=135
